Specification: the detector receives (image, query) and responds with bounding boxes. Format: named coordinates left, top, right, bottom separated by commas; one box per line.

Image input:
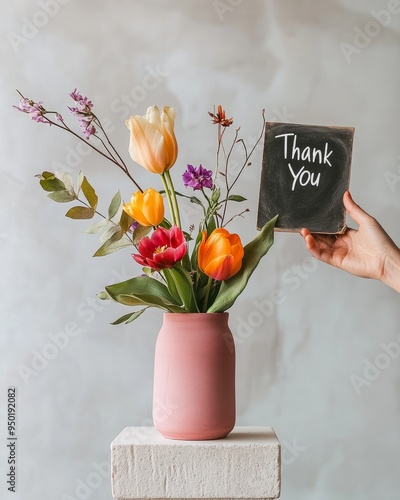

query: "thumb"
left=343, top=191, right=372, bottom=226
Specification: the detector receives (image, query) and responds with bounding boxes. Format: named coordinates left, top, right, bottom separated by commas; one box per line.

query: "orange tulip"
left=126, top=106, right=178, bottom=174
left=198, top=228, right=244, bottom=281
left=123, top=188, right=164, bottom=227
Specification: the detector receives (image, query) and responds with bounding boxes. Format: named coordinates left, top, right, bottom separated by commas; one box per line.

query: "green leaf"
left=159, top=218, right=172, bottom=230
left=85, top=218, right=108, bottom=234
left=118, top=209, right=134, bottom=232
left=76, top=171, right=84, bottom=194
left=39, top=175, right=65, bottom=192
left=37, top=171, right=54, bottom=179
left=211, top=187, right=221, bottom=205
left=227, top=194, right=247, bottom=202
left=104, top=294, right=147, bottom=307
left=97, top=290, right=112, bottom=300
left=190, top=230, right=203, bottom=271
left=105, top=276, right=182, bottom=312
left=99, top=224, right=122, bottom=243
left=189, top=196, right=204, bottom=207
left=65, top=206, right=95, bottom=219
left=108, top=191, right=121, bottom=219
left=162, top=268, right=181, bottom=304
left=81, top=176, right=98, bottom=210
left=141, top=267, right=153, bottom=277
left=206, top=216, right=217, bottom=235
left=191, top=215, right=217, bottom=271
left=110, top=308, right=148, bottom=325
left=132, top=224, right=151, bottom=245
left=55, top=171, right=74, bottom=194
left=95, top=238, right=132, bottom=256
left=207, top=215, right=277, bottom=313
left=93, top=230, right=132, bottom=257
left=164, top=266, right=199, bottom=312
left=48, top=191, right=76, bottom=203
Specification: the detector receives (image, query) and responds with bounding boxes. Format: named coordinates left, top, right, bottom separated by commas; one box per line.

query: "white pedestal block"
left=111, top=426, right=281, bottom=500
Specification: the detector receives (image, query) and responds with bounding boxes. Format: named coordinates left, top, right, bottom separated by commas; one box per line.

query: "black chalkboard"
left=257, top=122, right=354, bottom=234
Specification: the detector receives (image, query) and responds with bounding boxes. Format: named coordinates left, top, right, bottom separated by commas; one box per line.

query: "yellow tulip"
left=126, top=106, right=178, bottom=174
left=122, top=188, right=164, bottom=227
left=198, top=228, right=244, bottom=281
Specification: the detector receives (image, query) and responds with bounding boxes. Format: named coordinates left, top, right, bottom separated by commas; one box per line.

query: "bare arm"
left=300, top=191, right=400, bottom=292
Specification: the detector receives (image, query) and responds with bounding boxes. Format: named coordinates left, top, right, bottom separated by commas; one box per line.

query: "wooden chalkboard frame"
left=257, top=122, right=355, bottom=234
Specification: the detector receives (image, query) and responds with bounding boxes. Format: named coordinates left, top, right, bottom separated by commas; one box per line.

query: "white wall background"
left=1, top=1, right=400, bottom=499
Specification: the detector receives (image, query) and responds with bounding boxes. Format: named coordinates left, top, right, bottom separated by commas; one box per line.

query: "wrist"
left=381, top=245, right=400, bottom=293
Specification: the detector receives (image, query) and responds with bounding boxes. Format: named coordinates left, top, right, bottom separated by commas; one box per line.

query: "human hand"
left=301, top=191, right=400, bottom=292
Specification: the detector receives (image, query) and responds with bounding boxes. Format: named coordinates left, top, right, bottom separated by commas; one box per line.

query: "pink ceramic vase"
left=153, top=312, right=236, bottom=440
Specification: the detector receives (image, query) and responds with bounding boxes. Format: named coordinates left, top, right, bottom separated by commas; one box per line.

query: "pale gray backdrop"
left=1, top=1, right=400, bottom=499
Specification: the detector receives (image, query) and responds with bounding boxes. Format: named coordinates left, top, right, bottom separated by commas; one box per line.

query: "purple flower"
left=69, top=88, right=93, bottom=109
left=182, top=164, right=213, bottom=191
left=16, top=97, right=48, bottom=124
left=68, top=88, right=96, bottom=139
left=80, top=122, right=96, bottom=139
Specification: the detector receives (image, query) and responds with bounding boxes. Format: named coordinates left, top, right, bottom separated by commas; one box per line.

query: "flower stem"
left=161, top=170, right=181, bottom=229
left=160, top=172, right=176, bottom=226
left=203, top=275, right=213, bottom=312
left=165, top=170, right=182, bottom=229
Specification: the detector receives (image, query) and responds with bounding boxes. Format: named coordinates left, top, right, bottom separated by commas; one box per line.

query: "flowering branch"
left=229, top=109, right=266, bottom=193
left=220, top=127, right=241, bottom=226
left=15, top=90, right=143, bottom=192
left=208, top=107, right=266, bottom=228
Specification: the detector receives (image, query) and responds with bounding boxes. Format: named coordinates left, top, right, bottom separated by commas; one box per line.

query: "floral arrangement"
left=15, top=90, right=276, bottom=323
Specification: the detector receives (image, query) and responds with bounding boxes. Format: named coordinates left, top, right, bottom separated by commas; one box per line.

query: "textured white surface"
left=1, top=1, right=400, bottom=500
left=111, top=427, right=281, bottom=500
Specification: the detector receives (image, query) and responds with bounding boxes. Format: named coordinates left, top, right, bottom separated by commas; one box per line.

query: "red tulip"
left=133, top=225, right=187, bottom=271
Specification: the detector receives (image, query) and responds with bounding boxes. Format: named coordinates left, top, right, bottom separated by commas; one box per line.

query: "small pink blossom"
left=68, top=88, right=96, bottom=139
left=16, top=97, right=48, bottom=124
